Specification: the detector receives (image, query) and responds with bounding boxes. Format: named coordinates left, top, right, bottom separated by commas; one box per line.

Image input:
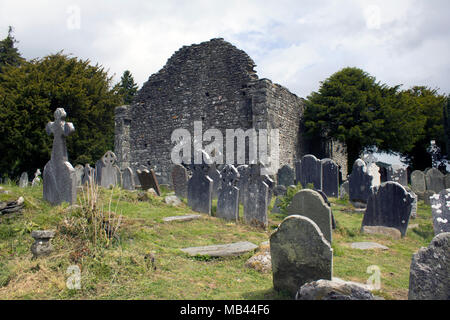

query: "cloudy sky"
left=1, top=0, right=449, bottom=98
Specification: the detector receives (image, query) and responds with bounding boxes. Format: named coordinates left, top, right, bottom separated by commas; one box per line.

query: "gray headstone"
left=321, top=158, right=339, bottom=197
left=187, top=162, right=213, bottom=215
left=122, top=167, right=135, bottom=190
left=273, top=185, right=287, bottom=197
left=362, top=181, right=414, bottom=237
left=286, top=189, right=333, bottom=243
left=19, top=172, right=28, bottom=188
left=348, top=159, right=376, bottom=205
left=270, top=215, right=333, bottom=296
left=82, top=164, right=94, bottom=185
left=430, top=189, right=450, bottom=235
left=137, top=168, right=161, bottom=195
left=408, top=232, right=450, bottom=300
left=237, top=165, right=249, bottom=204
left=74, top=164, right=84, bottom=186
left=425, top=168, right=445, bottom=193
left=31, top=169, right=41, bottom=187
left=208, top=164, right=222, bottom=199
left=243, top=164, right=270, bottom=228
left=94, top=159, right=104, bottom=185
left=171, top=164, right=188, bottom=198
left=277, top=165, right=295, bottom=187
left=339, top=181, right=349, bottom=199
left=43, top=108, right=77, bottom=205
left=100, top=151, right=118, bottom=188
left=114, top=165, right=122, bottom=186
left=445, top=174, right=450, bottom=189
left=387, top=164, right=408, bottom=186
left=411, top=170, right=426, bottom=194
left=297, top=155, right=322, bottom=190
left=216, top=164, right=240, bottom=221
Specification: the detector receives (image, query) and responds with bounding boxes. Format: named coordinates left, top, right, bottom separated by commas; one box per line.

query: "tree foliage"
left=304, top=67, right=424, bottom=172
left=115, top=70, right=138, bottom=104
left=0, top=52, right=122, bottom=178
left=0, top=26, right=24, bottom=71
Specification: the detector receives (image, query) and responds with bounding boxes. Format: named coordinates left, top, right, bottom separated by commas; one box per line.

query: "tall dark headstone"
left=171, top=164, right=189, bottom=199
left=208, top=164, right=222, bottom=199
left=321, top=158, right=339, bottom=197
left=43, top=108, right=77, bottom=205
left=430, top=189, right=450, bottom=235
left=243, top=164, right=269, bottom=228
left=298, top=155, right=322, bottom=190
left=348, top=159, right=377, bottom=206
left=237, top=165, right=249, bottom=204
left=362, top=181, right=414, bottom=237
left=216, top=164, right=240, bottom=221
left=277, top=165, right=295, bottom=187
left=187, top=161, right=213, bottom=215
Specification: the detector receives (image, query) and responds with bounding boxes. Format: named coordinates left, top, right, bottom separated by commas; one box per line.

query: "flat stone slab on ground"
left=361, top=225, right=402, bottom=240
left=162, top=214, right=202, bottom=222
left=350, top=242, right=388, bottom=250
left=181, top=241, right=258, bottom=257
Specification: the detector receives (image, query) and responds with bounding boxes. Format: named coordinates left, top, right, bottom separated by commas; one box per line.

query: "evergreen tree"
left=0, top=26, right=24, bottom=71
left=0, top=53, right=122, bottom=177
left=116, top=70, right=138, bottom=104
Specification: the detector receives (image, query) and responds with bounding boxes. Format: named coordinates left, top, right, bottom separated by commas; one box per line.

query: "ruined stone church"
left=114, top=38, right=347, bottom=185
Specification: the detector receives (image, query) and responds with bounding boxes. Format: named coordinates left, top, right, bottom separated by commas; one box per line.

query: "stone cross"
left=43, top=108, right=77, bottom=205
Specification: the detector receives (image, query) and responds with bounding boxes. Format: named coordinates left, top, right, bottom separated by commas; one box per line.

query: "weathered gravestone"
left=43, top=108, right=77, bottom=205
left=339, top=181, right=349, bottom=199
left=100, top=151, right=119, bottom=188
left=187, top=152, right=213, bottom=215
left=386, top=164, right=408, bottom=186
left=425, top=168, right=445, bottom=193
left=216, top=164, right=240, bottom=221
left=411, top=170, right=426, bottom=194
left=114, top=165, right=122, bottom=187
left=31, top=230, right=55, bottom=259
left=94, top=159, right=104, bottom=185
left=74, top=164, right=84, bottom=186
left=171, top=164, right=188, bottom=198
left=361, top=181, right=414, bottom=237
left=321, top=158, right=339, bottom=197
left=270, top=215, right=333, bottom=296
left=277, top=165, right=295, bottom=187
left=137, top=168, right=161, bottom=196
left=273, top=185, right=287, bottom=197
left=445, top=174, right=450, bottom=189
left=237, top=165, right=249, bottom=204
left=367, top=162, right=381, bottom=187
left=82, top=164, right=94, bottom=185
left=297, top=155, right=322, bottom=190
left=348, top=159, right=377, bottom=207
left=408, top=232, right=450, bottom=300
left=243, top=164, right=270, bottom=228
left=430, top=189, right=450, bottom=235
left=286, top=189, right=332, bottom=243
left=122, top=167, right=135, bottom=190
left=19, top=172, right=28, bottom=188
left=208, top=164, right=222, bottom=199
left=31, top=169, right=41, bottom=187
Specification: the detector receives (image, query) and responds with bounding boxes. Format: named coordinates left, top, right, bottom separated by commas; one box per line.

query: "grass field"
left=0, top=183, right=434, bottom=300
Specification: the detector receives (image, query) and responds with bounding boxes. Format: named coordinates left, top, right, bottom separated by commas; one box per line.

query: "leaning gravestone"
left=425, top=168, right=445, bottom=193
left=74, top=164, right=84, bottom=186
left=277, top=165, right=295, bottom=187
left=408, top=232, right=450, bottom=300
left=122, top=167, right=135, bottom=190
left=430, top=189, right=450, bottom=235
left=348, top=159, right=377, bottom=207
left=411, top=170, right=426, bottom=194
left=216, top=164, right=240, bottom=222
left=43, top=108, right=77, bottom=205
left=100, top=151, right=118, bottom=188
left=19, top=172, right=28, bottom=188
left=137, top=169, right=161, bottom=196
left=321, top=158, right=339, bottom=197
left=297, top=155, right=322, bottom=190
left=286, top=189, right=332, bottom=243
left=270, top=215, right=333, bottom=296
left=361, top=181, right=414, bottom=237
left=187, top=152, right=213, bottom=215
left=243, top=164, right=269, bottom=228
left=386, top=164, right=408, bottom=186
left=171, top=164, right=188, bottom=199
left=208, top=164, right=222, bottom=199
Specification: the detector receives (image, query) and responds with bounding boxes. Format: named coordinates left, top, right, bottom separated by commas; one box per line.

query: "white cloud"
left=0, top=0, right=448, bottom=97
